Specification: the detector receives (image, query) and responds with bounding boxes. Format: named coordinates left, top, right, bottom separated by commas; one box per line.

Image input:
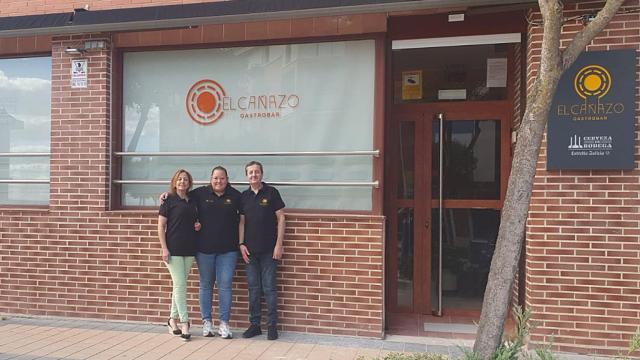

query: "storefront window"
left=0, top=57, right=51, bottom=205
left=121, top=40, right=375, bottom=210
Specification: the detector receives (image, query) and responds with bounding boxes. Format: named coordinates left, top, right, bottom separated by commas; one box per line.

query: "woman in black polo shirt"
left=158, top=169, right=199, bottom=340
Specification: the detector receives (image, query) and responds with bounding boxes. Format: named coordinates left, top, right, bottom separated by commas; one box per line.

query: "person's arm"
left=272, top=209, right=285, bottom=260
left=158, top=215, right=170, bottom=263
left=239, top=214, right=250, bottom=263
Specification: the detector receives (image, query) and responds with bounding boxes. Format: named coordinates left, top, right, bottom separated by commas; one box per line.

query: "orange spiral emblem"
left=574, top=65, right=611, bottom=99
left=186, top=79, right=226, bottom=125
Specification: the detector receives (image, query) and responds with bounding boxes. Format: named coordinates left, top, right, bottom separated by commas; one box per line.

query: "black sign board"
left=547, top=49, right=636, bottom=170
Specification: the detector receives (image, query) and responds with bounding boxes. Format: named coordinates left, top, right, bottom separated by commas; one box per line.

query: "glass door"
left=386, top=41, right=516, bottom=316
left=429, top=105, right=509, bottom=315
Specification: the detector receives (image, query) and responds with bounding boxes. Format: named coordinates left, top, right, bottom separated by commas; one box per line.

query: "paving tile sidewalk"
left=0, top=317, right=608, bottom=360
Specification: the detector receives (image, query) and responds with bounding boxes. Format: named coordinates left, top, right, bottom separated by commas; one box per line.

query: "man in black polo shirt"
left=239, top=161, right=285, bottom=341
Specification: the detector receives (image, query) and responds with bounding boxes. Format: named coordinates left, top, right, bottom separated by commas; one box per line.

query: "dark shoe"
left=242, top=324, right=262, bottom=338
left=180, top=321, right=191, bottom=341
left=267, top=326, right=278, bottom=340
left=167, top=318, right=181, bottom=335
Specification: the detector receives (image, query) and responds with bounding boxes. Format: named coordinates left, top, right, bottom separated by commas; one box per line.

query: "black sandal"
left=180, top=321, right=191, bottom=341
left=167, top=318, right=181, bottom=335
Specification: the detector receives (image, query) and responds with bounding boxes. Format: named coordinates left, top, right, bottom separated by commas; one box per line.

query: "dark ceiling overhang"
left=0, top=0, right=536, bottom=38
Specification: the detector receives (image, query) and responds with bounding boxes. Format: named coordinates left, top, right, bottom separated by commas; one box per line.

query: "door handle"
left=425, top=221, right=430, bottom=229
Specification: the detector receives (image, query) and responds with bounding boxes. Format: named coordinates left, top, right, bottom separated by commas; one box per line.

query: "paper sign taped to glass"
left=402, top=70, right=422, bottom=100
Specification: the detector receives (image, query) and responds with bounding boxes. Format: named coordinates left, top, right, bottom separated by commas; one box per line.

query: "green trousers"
left=165, top=255, right=194, bottom=322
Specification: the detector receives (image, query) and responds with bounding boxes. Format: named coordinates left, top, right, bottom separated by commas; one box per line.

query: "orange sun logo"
left=186, top=79, right=226, bottom=125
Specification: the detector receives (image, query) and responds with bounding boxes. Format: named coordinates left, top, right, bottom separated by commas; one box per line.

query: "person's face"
left=211, top=169, right=228, bottom=193
left=176, top=172, right=190, bottom=192
left=246, top=164, right=263, bottom=186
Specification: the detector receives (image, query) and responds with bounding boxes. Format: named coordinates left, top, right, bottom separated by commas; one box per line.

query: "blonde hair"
left=169, top=169, right=193, bottom=194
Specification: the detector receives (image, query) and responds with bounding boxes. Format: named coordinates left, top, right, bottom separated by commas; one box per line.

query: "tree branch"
left=538, top=0, right=563, bottom=77
left=562, top=0, right=627, bottom=69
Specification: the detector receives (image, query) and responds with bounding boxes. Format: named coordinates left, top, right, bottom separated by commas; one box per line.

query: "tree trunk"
left=473, top=0, right=627, bottom=358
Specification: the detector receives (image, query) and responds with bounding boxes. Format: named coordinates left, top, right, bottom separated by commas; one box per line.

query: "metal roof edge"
left=0, top=0, right=536, bottom=38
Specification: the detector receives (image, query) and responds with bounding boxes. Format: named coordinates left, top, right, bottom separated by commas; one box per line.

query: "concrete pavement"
left=0, top=316, right=610, bottom=359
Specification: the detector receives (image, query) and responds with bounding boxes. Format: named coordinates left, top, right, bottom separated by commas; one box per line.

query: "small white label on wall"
left=71, top=59, right=87, bottom=88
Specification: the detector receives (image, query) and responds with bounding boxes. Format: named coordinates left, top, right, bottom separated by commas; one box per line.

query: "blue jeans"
left=246, top=251, right=278, bottom=327
left=196, top=251, right=238, bottom=322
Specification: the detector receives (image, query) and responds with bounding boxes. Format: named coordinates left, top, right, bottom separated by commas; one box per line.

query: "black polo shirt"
left=240, top=182, right=285, bottom=254
left=158, top=194, right=198, bottom=256
left=190, top=185, right=241, bottom=254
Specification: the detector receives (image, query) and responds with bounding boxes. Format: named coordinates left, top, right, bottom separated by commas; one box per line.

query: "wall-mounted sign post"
left=547, top=49, right=635, bottom=170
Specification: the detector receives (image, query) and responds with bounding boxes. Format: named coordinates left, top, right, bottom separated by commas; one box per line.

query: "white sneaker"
left=202, top=319, right=214, bottom=337
left=218, top=320, right=232, bottom=339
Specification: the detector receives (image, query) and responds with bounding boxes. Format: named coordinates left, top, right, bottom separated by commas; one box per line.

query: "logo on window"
left=186, top=79, right=226, bottom=125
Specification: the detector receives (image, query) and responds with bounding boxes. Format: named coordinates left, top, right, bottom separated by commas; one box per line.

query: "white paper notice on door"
left=486, top=58, right=507, bottom=88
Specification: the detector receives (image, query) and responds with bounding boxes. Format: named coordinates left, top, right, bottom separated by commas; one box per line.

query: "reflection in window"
left=432, top=208, right=500, bottom=311
left=432, top=120, right=500, bottom=199
left=397, top=121, right=415, bottom=199
left=393, top=44, right=509, bottom=103
left=0, top=57, right=51, bottom=205
left=397, top=207, right=414, bottom=307
left=122, top=41, right=375, bottom=209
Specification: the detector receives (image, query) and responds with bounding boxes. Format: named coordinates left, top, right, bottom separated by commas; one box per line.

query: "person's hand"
left=272, top=243, right=283, bottom=260
left=194, top=221, right=201, bottom=231
left=162, top=248, right=170, bottom=263
left=159, top=192, right=169, bottom=204
left=240, top=244, right=250, bottom=264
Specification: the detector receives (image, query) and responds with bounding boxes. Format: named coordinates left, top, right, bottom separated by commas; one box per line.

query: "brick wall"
left=0, top=28, right=385, bottom=337
left=0, top=208, right=384, bottom=336
left=526, top=1, right=640, bottom=356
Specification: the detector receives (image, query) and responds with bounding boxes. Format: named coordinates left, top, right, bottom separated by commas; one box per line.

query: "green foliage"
left=458, top=347, right=481, bottom=360
left=617, top=328, right=640, bottom=360
left=524, top=338, right=558, bottom=360
left=492, top=341, right=522, bottom=360
left=356, top=353, right=448, bottom=360
left=531, top=345, right=559, bottom=360
left=629, top=329, right=640, bottom=354
left=459, top=305, right=556, bottom=360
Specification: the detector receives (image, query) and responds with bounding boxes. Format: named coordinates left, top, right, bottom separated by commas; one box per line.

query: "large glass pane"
left=122, top=155, right=372, bottom=209
left=122, top=40, right=375, bottom=209
left=433, top=120, right=500, bottom=199
left=393, top=44, right=509, bottom=104
left=397, top=207, right=414, bottom=307
left=432, top=208, right=499, bottom=311
left=0, top=57, right=51, bottom=205
left=397, top=121, right=415, bottom=199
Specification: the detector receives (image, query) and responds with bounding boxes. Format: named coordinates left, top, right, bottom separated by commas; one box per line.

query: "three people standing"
left=157, top=162, right=285, bottom=340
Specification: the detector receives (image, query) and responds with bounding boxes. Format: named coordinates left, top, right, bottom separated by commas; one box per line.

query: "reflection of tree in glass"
left=397, top=208, right=413, bottom=281
left=433, top=123, right=481, bottom=198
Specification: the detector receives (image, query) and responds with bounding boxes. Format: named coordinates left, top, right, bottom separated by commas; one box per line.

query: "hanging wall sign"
left=547, top=49, right=636, bottom=170
left=71, top=59, right=88, bottom=89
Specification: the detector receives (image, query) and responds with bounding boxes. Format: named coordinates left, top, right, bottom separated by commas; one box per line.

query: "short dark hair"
left=245, top=161, right=263, bottom=175
left=211, top=166, right=228, bottom=178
